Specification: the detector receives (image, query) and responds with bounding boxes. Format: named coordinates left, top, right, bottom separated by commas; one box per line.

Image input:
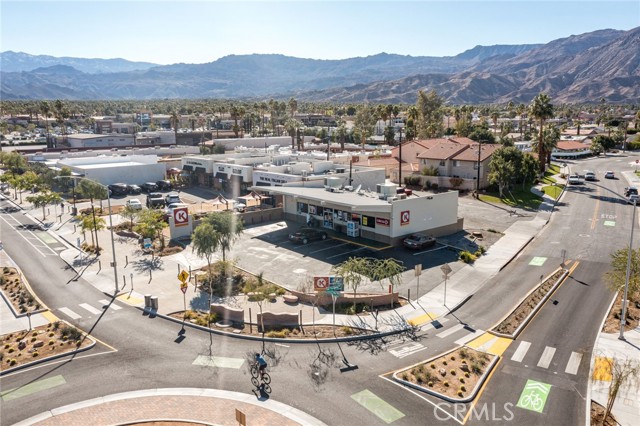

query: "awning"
left=182, top=165, right=193, bottom=171
left=195, top=167, right=206, bottom=173
left=215, top=172, right=228, bottom=180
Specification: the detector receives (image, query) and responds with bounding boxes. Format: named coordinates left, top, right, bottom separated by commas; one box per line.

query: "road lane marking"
left=436, top=323, right=465, bottom=338
left=98, top=299, right=122, bottom=310
left=0, top=215, right=47, bottom=257
left=407, top=312, right=439, bottom=326
left=517, top=379, right=551, bottom=413
left=537, top=346, right=556, bottom=369
left=117, top=293, right=144, bottom=306
left=59, top=307, right=81, bottom=319
left=389, top=342, right=427, bottom=359
left=565, top=351, right=583, bottom=375
left=351, top=389, right=405, bottom=424
left=192, top=355, right=244, bottom=369
left=529, top=257, right=547, bottom=266
left=79, top=303, right=102, bottom=315
left=0, top=375, right=66, bottom=401
left=511, top=341, right=531, bottom=363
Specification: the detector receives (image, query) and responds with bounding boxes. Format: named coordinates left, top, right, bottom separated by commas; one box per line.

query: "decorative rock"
left=33, top=341, right=44, bottom=348
left=439, top=368, right=447, bottom=377
left=460, top=363, right=470, bottom=372
left=18, top=340, right=26, bottom=350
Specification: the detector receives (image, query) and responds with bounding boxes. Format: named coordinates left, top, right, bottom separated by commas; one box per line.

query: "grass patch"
left=542, top=184, right=564, bottom=199
left=540, top=164, right=560, bottom=184
left=479, top=188, right=543, bottom=210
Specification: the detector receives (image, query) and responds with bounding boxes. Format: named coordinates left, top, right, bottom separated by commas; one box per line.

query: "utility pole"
left=620, top=198, right=636, bottom=340
left=475, top=140, right=485, bottom=198
left=398, top=127, right=403, bottom=186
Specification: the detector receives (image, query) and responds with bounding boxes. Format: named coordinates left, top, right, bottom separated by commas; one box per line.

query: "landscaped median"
left=392, top=346, right=498, bottom=403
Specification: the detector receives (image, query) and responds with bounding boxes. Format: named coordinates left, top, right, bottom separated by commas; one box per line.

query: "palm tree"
left=285, top=118, right=302, bottom=150
left=528, top=93, right=554, bottom=174
left=170, top=111, right=180, bottom=145
left=39, top=101, right=51, bottom=148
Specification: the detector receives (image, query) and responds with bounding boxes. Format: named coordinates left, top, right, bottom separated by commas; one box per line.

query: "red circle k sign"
left=174, top=207, right=189, bottom=227
left=400, top=210, right=410, bottom=226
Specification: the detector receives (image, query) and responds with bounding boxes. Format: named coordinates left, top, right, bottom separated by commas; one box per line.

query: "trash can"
left=144, top=294, right=152, bottom=308
left=150, top=296, right=159, bottom=310
left=71, top=207, right=78, bottom=216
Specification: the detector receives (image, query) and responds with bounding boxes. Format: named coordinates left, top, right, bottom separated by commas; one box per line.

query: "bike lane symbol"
left=517, top=379, right=551, bottom=413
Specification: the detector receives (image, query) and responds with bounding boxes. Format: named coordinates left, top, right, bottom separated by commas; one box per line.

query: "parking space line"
left=327, top=247, right=365, bottom=259
left=309, top=242, right=349, bottom=254
left=413, top=245, right=447, bottom=256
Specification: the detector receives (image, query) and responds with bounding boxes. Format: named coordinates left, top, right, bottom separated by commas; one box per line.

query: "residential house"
left=416, top=142, right=501, bottom=191
left=551, top=141, right=592, bottom=159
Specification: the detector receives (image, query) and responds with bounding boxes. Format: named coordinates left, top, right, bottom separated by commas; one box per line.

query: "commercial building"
left=55, top=155, right=166, bottom=186
left=261, top=180, right=461, bottom=245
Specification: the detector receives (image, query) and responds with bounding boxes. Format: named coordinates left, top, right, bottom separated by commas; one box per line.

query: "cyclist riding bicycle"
left=255, top=353, right=267, bottom=378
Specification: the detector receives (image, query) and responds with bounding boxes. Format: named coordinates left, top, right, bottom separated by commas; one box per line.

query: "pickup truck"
left=146, top=192, right=165, bottom=208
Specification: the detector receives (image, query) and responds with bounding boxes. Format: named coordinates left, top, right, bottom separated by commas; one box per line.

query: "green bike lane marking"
left=529, top=257, right=547, bottom=266
left=351, top=389, right=405, bottom=424
left=603, top=220, right=615, bottom=227
left=516, top=379, right=551, bottom=413
left=1, top=375, right=66, bottom=402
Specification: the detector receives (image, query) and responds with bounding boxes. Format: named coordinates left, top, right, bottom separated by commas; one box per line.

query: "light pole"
left=475, top=139, right=486, bottom=199
left=619, top=198, right=636, bottom=340
left=398, top=127, right=403, bottom=186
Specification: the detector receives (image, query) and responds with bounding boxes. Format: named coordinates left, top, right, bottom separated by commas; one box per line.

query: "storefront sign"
left=376, top=217, right=390, bottom=226
left=314, top=276, right=344, bottom=291
left=400, top=210, right=410, bottom=226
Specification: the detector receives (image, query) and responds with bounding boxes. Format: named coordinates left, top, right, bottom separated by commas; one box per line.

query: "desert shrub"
left=465, top=372, right=470, bottom=378
left=401, top=372, right=409, bottom=380
left=266, top=328, right=290, bottom=338
left=450, top=355, right=456, bottom=361
left=9, top=359, right=17, bottom=366
left=340, top=326, right=354, bottom=336
left=449, top=177, right=464, bottom=189
left=430, top=363, right=436, bottom=369
left=460, top=250, right=477, bottom=263
left=431, top=183, right=439, bottom=190
left=7, top=347, right=14, bottom=353
left=61, top=325, right=82, bottom=341
left=450, top=369, right=456, bottom=375
left=53, top=321, right=60, bottom=330
left=443, top=360, right=447, bottom=366
left=48, top=340, right=55, bottom=346
left=460, top=385, right=467, bottom=392
left=459, top=377, right=465, bottom=383
left=457, top=390, right=464, bottom=397
left=443, top=381, right=449, bottom=387
left=421, top=166, right=439, bottom=176
left=459, top=348, right=468, bottom=359
left=183, top=310, right=196, bottom=319
left=471, top=362, right=482, bottom=374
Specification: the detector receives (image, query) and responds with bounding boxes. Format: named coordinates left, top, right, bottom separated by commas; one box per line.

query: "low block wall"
left=257, top=312, right=300, bottom=332
left=288, top=290, right=398, bottom=307
left=210, top=303, right=244, bottom=324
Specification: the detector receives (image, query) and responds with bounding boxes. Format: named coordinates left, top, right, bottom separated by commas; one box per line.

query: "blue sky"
left=2, top=1, right=639, bottom=65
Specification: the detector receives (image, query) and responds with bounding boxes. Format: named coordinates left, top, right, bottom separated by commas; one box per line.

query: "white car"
left=125, top=198, right=143, bottom=210
left=567, top=175, right=582, bottom=185
left=165, top=202, right=189, bottom=217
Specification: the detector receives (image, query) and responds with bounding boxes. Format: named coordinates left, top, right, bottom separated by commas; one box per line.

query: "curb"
left=584, top=291, right=619, bottom=426
left=0, top=324, right=97, bottom=377
left=137, top=306, right=407, bottom=344
left=391, top=346, right=500, bottom=404
left=490, top=267, right=569, bottom=339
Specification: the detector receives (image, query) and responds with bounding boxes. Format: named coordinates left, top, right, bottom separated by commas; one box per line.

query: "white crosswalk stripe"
left=511, top=341, right=531, bottom=363
left=565, top=352, right=583, bottom=375
left=436, top=324, right=465, bottom=338
left=98, top=299, right=122, bottom=310
left=537, top=346, right=556, bottom=369
left=59, top=307, right=81, bottom=319
left=79, top=303, right=102, bottom=315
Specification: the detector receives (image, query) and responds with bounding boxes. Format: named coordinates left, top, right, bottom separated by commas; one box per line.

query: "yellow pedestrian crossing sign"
left=178, top=270, right=189, bottom=283
left=180, top=282, right=188, bottom=294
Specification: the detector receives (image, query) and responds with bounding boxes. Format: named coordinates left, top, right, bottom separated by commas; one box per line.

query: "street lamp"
left=620, top=198, right=636, bottom=340
left=56, top=176, right=119, bottom=294
left=475, top=139, right=487, bottom=199
left=397, top=127, right=403, bottom=186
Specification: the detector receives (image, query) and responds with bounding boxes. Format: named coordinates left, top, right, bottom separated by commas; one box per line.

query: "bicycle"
left=250, top=362, right=271, bottom=393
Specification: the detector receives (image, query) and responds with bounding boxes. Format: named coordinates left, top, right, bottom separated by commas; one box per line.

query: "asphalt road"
left=1, top=154, right=636, bottom=426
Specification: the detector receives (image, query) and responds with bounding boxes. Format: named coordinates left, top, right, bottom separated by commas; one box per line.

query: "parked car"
left=146, top=192, right=165, bottom=208
left=628, top=194, right=640, bottom=204
left=127, top=184, right=142, bottom=194
left=584, top=171, right=596, bottom=181
left=156, top=180, right=172, bottom=191
left=403, top=233, right=436, bottom=250
left=567, top=175, right=582, bottom=185
left=125, top=198, right=143, bottom=210
left=141, top=182, right=158, bottom=192
left=604, top=171, right=615, bottom=179
left=164, top=193, right=181, bottom=205
left=288, top=228, right=328, bottom=244
left=107, top=183, right=129, bottom=196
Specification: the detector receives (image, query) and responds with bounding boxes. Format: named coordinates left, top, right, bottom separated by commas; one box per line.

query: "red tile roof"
left=556, top=141, right=589, bottom=151
left=416, top=141, right=469, bottom=160
left=452, top=143, right=501, bottom=162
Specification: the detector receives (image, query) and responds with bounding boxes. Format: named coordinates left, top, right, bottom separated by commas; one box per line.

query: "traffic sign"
left=326, top=286, right=340, bottom=297
left=143, top=238, right=152, bottom=248
left=180, top=282, right=188, bottom=294
left=178, top=270, right=189, bottom=283
left=440, top=263, right=452, bottom=276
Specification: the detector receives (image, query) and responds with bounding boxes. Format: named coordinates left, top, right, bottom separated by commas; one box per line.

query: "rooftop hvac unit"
left=301, top=170, right=308, bottom=177
left=398, top=193, right=407, bottom=200
left=387, top=196, right=398, bottom=203
left=324, top=176, right=342, bottom=188
left=376, top=183, right=398, bottom=196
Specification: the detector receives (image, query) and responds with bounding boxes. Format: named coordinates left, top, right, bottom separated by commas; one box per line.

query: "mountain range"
left=1, top=27, right=638, bottom=104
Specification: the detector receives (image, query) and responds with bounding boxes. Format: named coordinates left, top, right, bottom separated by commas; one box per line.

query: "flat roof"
left=75, top=161, right=147, bottom=169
